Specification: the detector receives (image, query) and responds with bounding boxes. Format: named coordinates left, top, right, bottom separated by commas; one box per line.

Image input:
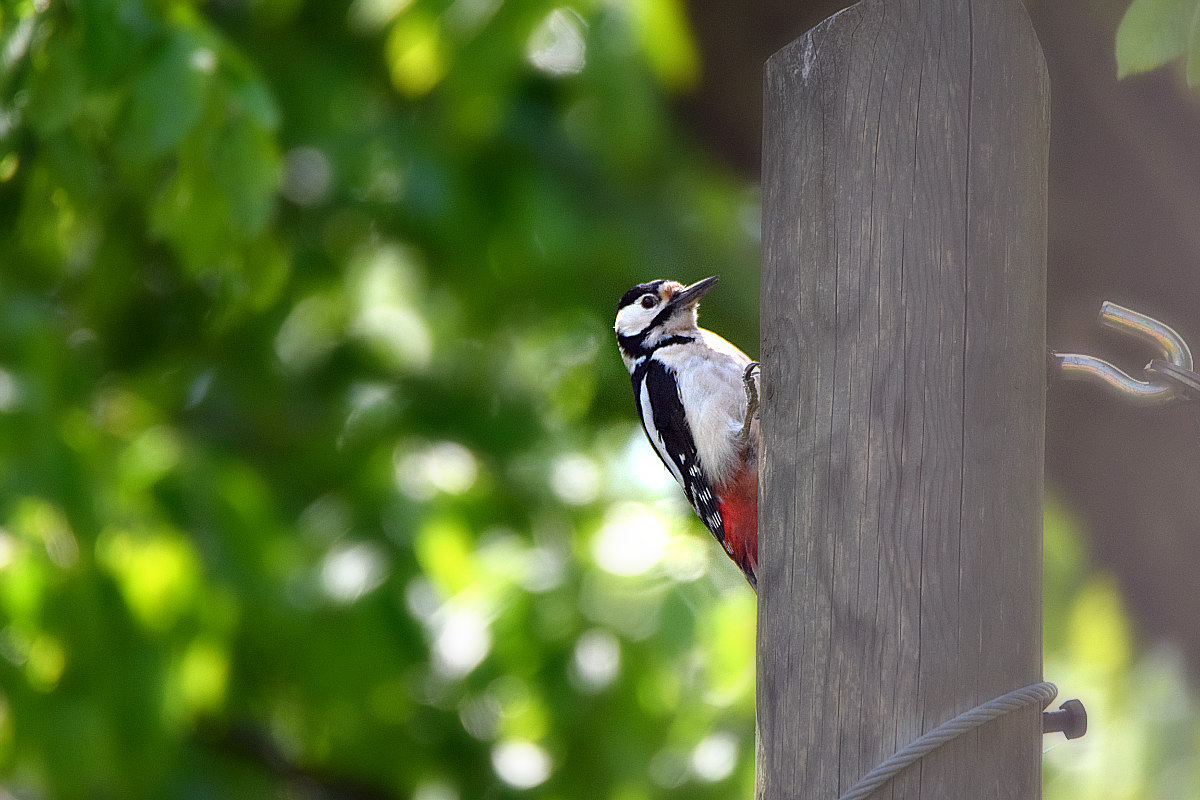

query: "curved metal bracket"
left=1051, top=302, right=1194, bottom=405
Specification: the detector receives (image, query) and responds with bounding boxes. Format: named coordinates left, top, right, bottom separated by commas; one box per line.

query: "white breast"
left=654, top=329, right=753, bottom=483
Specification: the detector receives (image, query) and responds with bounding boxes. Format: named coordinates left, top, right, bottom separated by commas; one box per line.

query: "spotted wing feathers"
left=632, top=360, right=726, bottom=544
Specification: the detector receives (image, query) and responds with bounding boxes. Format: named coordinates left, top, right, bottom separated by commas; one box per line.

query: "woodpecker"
left=614, top=276, right=760, bottom=590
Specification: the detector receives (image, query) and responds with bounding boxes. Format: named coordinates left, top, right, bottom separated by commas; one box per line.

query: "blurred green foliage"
left=0, top=0, right=759, bottom=797
left=0, top=0, right=1193, bottom=798
left=1116, top=0, right=1200, bottom=84
left=1042, top=499, right=1200, bottom=800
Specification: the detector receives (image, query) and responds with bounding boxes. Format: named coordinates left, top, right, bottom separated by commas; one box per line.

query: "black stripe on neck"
left=619, top=333, right=695, bottom=360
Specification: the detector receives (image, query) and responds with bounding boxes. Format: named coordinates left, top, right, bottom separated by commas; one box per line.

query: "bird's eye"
left=640, top=295, right=657, bottom=309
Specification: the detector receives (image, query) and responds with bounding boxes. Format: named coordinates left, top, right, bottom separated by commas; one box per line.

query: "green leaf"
left=117, top=29, right=213, bottom=162
left=213, top=120, right=280, bottom=237
left=1188, top=3, right=1200, bottom=84
left=229, top=74, right=281, bottom=131
left=148, top=154, right=230, bottom=273
left=23, top=34, right=87, bottom=134
left=1115, top=0, right=1200, bottom=78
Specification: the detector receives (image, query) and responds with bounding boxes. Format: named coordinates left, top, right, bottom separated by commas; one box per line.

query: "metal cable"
left=837, top=681, right=1058, bottom=800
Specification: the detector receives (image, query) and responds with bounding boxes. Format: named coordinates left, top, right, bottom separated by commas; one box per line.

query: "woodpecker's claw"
left=739, top=362, right=760, bottom=447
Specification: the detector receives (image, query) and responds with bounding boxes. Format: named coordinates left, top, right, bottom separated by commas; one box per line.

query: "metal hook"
left=1051, top=302, right=1194, bottom=405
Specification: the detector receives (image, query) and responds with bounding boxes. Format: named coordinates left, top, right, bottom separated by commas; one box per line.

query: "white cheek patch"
left=614, top=304, right=655, bottom=336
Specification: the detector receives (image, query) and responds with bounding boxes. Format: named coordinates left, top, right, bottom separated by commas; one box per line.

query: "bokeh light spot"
left=491, top=739, right=552, bottom=789
left=386, top=13, right=446, bottom=96
left=570, top=628, right=620, bottom=692
left=550, top=452, right=600, bottom=505
left=176, top=639, right=230, bottom=715
left=0, top=528, right=15, bottom=571
left=348, top=244, right=433, bottom=371
left=433, top=603, right=492, bottom=679
left=527, top=8, right=587, bottom=76
left=282, top=146, right=333, bottom=207
left=0, top=368, right=22, bottom=412
left=96, top=527, right=202, bottom=632
left=26, top=634, right=65, bottom=692
left=690, top=731, right=738, bottom=782
left=395, top=441, right=478, bottom=500
left=412, top=780, right=458, bottom=800
left=321, top=541, right=389, bottom=604
left=592, top=502, right=669, bottom=576
left=189, top=47, right=217, bottom=74
left=649, top=746, right=688, bottom=788
left=348, top=0, right=414, bottom=33
left=275, top=292, right=345, bottom=371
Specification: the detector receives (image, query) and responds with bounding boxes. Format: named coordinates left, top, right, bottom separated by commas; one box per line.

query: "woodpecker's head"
left=614, top=276, right=718, bottom=369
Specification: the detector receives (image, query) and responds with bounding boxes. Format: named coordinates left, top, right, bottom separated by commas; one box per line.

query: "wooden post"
left=757, top=0, right=1049, bottom=797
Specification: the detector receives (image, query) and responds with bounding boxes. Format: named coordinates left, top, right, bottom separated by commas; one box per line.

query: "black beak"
left=665, top=276, right=719, bottom=311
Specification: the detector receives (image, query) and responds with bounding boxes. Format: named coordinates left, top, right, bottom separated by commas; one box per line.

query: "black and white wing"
left=630, top=360, right=726, bottom=543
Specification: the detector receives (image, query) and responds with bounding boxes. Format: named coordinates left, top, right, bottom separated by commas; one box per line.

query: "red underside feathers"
left=716, top=461, right=758, bottom=587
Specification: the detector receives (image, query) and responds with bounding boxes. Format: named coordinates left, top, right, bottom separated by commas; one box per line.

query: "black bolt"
left=1043, top=698, right=1087, bottom=740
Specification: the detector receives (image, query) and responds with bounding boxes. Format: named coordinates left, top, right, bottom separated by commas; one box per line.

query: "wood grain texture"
left=756, top=0, right=1049, bottom=797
